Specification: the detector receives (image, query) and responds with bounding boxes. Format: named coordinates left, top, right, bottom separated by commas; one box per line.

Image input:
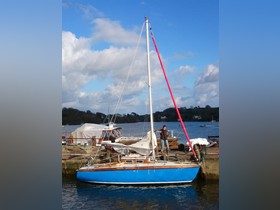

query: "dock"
left=62, top=144, right=219, bottom=181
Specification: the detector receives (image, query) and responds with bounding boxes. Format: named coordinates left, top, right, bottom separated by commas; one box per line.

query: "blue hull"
left=76, top=166, right=200, bottom=185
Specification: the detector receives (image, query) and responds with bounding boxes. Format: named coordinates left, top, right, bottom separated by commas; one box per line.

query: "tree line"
left=62, top=105, right=219, bottom=125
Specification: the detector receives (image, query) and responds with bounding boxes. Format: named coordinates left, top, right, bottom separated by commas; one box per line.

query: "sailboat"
left=76, top=17, right=200, bottom=185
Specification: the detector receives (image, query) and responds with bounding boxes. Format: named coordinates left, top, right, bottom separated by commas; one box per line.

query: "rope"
left=86, top=145, right=102, bottom=167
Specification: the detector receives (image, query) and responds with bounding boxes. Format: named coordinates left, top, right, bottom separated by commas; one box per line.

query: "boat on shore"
left=76, top=17, right=200, bottom=185
left=66, top=122, right=144, bottom=146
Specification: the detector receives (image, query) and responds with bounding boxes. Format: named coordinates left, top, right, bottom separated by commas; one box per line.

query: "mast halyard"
left=145, top=17, right=156, bottom=160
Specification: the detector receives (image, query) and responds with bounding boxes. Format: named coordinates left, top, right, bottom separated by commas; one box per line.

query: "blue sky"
left=62, top=0, right=219, bottom=115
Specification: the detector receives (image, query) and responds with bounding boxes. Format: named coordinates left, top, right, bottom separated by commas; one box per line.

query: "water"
left=62, top=122, right=219, bottom=209
left=62, top=121, right=219, bottom=144
left=62, top=177, right=219, bottom=210
left=118, top=121, right=219, bottom=144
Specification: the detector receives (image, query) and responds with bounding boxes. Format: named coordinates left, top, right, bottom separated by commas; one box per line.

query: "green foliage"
left=62, top=106, right=219, bottom=125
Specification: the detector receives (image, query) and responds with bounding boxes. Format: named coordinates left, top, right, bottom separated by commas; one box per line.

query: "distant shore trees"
left=62, top=106, right=219, bottom=125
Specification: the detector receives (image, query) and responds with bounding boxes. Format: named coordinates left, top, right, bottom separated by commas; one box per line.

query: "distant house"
left=193, top=115, right=202, bottom=120
left=160, top=116, right=167, bottom=120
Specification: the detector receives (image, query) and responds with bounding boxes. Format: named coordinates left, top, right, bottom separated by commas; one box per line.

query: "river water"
left=62, top=121, right=219, bottom=209
left=62, top=121, right=219, bottom=144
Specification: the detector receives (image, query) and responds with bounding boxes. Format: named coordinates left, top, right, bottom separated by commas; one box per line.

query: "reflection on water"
left=62, top=177, right=219, bottom=210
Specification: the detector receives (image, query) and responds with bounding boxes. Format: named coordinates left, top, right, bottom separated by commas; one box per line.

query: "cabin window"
left=112, top=129, right=121, bottom=138
left=102, top=131, right=110, bottom=139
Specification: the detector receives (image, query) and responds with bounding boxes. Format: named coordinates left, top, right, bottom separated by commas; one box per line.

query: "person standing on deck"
left=159, top=125, right=169, bottom=155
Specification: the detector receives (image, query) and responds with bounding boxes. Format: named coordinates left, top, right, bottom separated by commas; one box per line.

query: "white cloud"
left=62, top=17, right=219, bottom=114
left=174, top=65, right=195, bottom=76
left=194, top=64, right=219, bottom=107
left=62, top=2, right=104, bottom=20
left=78, top=4, right=104, bottom=20
left=62, top=18, right=164, bottom=114
left=152, top=94, right=195, bottom=112
left=62, top=31, right=91, bottom=68
left=91, top=18, right=145, bottom=46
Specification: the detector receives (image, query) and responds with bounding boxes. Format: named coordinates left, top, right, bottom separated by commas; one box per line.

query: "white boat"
left=76, top=17, right=200, bottom=185
left=68, top=122, right=143, bottom=146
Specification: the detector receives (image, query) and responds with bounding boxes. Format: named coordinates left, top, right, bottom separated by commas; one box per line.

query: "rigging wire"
left=109, top=21, right=146, bottom=123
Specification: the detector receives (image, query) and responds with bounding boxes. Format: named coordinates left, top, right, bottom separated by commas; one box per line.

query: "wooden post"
left=92, top=136, right=96, bottom=146
left=106, top=150, right=111, bottom=162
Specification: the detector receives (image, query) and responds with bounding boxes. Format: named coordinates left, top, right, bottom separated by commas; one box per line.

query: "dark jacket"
left=160, top=129, right=168, bottom=140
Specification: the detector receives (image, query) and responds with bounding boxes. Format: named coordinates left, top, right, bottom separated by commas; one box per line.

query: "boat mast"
left=145, top=17, right=156, bottom=160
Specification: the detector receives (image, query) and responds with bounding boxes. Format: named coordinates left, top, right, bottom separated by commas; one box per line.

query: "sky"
left=62, top=0, right=219, bottom=115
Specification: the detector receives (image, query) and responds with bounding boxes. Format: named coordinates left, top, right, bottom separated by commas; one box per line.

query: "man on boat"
left=159, top=125, right=169, bottom=155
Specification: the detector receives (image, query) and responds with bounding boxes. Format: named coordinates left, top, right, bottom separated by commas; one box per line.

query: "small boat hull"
left=76, top=162, right=200, bottom=185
